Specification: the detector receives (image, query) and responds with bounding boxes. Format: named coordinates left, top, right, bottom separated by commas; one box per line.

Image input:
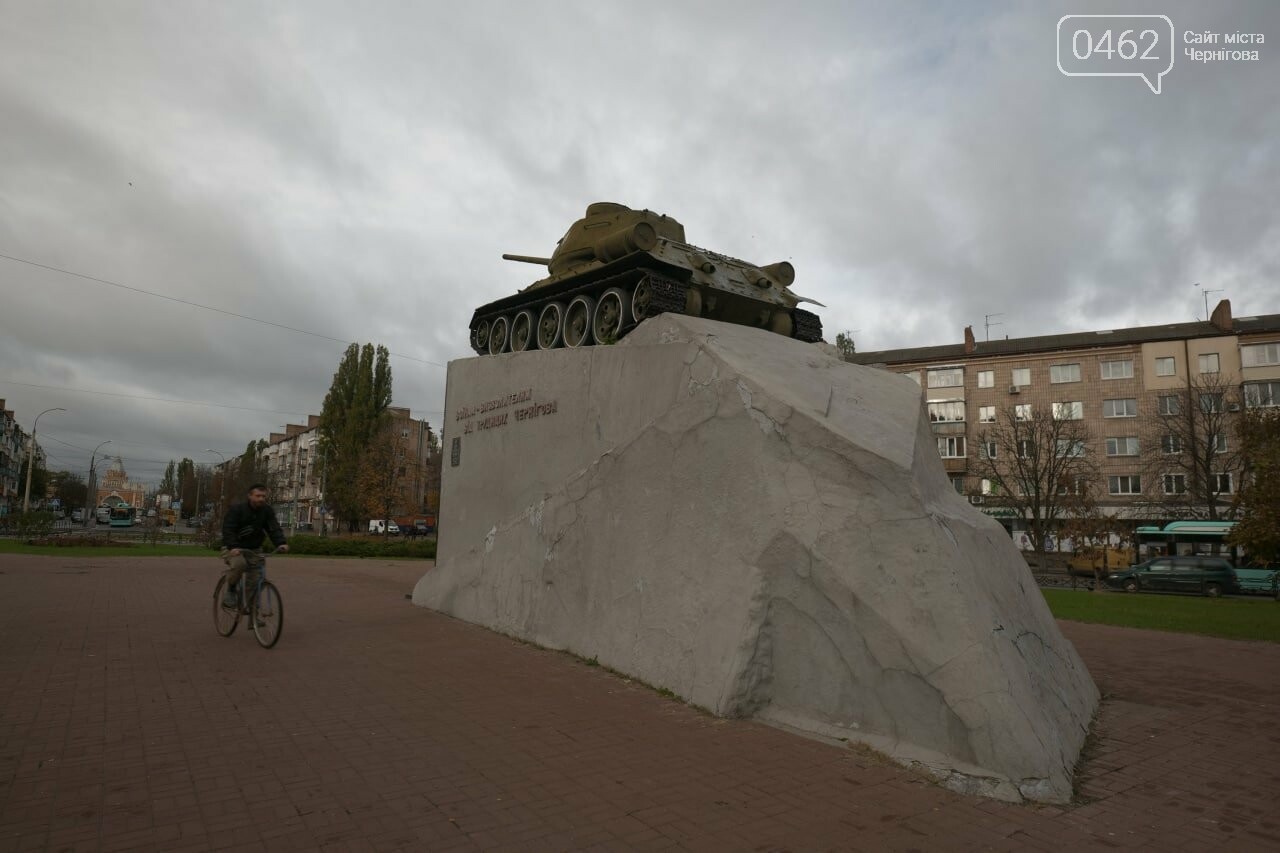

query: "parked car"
left=368, top=519, right=400, bottom=535
left=70, top=509, right=84, bottom=523
left=1105, top=556, right=1238, bottom=597
left=95, top=507, right=112, bottom=524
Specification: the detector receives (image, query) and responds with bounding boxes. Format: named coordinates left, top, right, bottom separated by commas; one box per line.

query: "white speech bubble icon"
left=1057, top=15, right=1175, bottom=94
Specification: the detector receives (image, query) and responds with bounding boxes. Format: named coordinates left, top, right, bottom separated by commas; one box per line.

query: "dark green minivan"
left=1105, top=556, right=1238, bottom=597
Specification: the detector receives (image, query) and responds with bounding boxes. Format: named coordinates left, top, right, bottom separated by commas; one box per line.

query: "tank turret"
left=469, top=203, right=824, bottom=355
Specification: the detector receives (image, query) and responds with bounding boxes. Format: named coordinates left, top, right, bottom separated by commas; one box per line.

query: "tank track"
left=641, top=273, right=688, bottom=318
left=793, top=308, right=824, bottom=343
left=469, top=267, right=688, bottom=355
left=470, top=268, right=823, bottom=354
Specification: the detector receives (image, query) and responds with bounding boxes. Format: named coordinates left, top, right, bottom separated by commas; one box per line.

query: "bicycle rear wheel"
left=213, top=577, right=240, bottom=637
left=251, top=581, right=284, bottom=648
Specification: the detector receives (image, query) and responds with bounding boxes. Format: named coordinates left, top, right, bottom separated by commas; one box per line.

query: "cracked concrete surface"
left=414, top=315, right=1099, bottom=803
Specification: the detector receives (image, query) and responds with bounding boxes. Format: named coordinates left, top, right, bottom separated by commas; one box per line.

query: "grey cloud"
left=1, top=0, right=1276, bottom=486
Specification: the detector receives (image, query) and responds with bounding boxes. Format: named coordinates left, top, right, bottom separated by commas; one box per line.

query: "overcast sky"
left=2, top=0, right=1277, bottom=487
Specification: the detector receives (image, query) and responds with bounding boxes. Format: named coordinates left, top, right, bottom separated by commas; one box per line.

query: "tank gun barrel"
left=502, top=253, right=553, bottom=266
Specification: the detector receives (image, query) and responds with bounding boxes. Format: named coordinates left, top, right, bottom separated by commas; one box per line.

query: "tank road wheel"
left=631, top=278, right=653, bottom=323
left=472, top=319, right=491, bottom=354
left=592, top=288, right=628, bottom=344
left=487, top=315, right=510, bottom=355
left=537, top=302, right=565, bottom=350
left=510, top=310, right=534, bottom=352
left=564, top=296, right=595, bottom=348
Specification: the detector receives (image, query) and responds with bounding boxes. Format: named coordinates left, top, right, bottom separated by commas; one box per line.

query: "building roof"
left=848, top=311, right=1280, bottom=367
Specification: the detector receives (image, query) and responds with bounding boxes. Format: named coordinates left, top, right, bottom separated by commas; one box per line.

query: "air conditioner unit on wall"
left=969, top=495, right=984, bottom=505
left=1008, top=385, right=1021, bottom=394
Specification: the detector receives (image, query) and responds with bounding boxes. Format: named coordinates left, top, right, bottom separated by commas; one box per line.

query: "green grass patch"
left=1043, top=588, right=1280, bottom=643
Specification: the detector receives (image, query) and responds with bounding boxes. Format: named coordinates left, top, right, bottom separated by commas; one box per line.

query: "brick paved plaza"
left=1, top=554, right=1278, bottom=851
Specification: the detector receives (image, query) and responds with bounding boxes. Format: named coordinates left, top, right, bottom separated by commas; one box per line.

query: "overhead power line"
left=0, top=251, right=447, bottom=368
left=0, top=379, right=312, bottom=416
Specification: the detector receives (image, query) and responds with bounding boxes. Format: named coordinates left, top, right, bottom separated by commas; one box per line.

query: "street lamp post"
left=22, top=408, right=65, bottom=514
left=85, top=439, right=112, bottom=527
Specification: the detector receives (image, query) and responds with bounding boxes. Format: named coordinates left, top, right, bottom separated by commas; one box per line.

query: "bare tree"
left=1140, top=372, right=1245, bottom=522
left=1229, top=407, right=1280, bottom=567
left=971, top=405, right=1101, bottom=570
left=359, top=425, right=410, bottom=537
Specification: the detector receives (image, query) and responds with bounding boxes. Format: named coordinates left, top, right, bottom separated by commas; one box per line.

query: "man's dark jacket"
left=222, top=500, right=287, bottom=550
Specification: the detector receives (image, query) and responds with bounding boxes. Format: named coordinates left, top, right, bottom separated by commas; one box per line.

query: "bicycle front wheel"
left=251, top=581, right=284, bottom=648
left=213, top=577, right=240, bottom=637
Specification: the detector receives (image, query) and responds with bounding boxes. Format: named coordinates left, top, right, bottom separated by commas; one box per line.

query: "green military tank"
left=469, top=202, right=825, bottom=355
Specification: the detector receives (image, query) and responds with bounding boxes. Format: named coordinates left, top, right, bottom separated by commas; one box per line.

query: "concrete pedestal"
left=414, top=315, right=1098, bottom=802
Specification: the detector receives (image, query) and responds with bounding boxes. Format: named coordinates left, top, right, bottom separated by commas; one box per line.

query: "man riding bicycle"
left=221, top=483, right=288, bottom=607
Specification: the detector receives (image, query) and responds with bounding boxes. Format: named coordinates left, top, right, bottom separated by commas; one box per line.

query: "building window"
left=937, top=436, right=966, bottom=458
left=1011, top=367, right=1031, bottom=387
left=1244, top=381, right=1280, bottom=408
left=1105, top=437, right=1140, bottom=456
left=401, top=428, right=410, bottom=438
left=1241, top=342, right=1280, bottom=368
left=976, top=370, right=994, bottom=388
left=1017, top=439, right=1033, bottom=459
left=1199, top=393, right=1223, bottom=414
left=1056, top=439, right=1086, bottom=458
left=979, top=441, right=998, bottom=459
left=1014, top=403, right=1032, bottom=421
left=949, top=476, right=965, bottom=494
left=1158, top=395, right=1181, bottom=416
left=1163, top=474, right=1187, bottom=495
left=927, top=400, right=965, bottom=423
left=1109, top=475, right=1142, bottom=495
left=1154, top=356, right=1176, bottom=377
left=927, top=368, right=963, bottom=388
left=1213, top=473, right=1233, bottom=494
left=1052, top=401, right=1083, bottom=420
left=1100, top=359, right=1134, bottom=380
left=901, top=371, right=921, bottom=385
left=1057, top=477, right=1085, bottom=496
left=978, top=405, right=996, bottom=423
left=1050, top=363, right=1081, bottom=384
left=1102, top=398, right=1137, bottom=418
left=1197, top=353, right=1220, bottom=374
left=1161, top=434, right=1182, bottom=454
left=1210, top=432, right=1228, bottom=453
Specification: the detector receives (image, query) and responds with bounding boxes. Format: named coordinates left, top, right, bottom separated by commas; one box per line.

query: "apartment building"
left=242, top=408, right=439, bottom=529
left=850, top=300, right=1280, bottom=534
left=0, top=400, right=29, bottom=515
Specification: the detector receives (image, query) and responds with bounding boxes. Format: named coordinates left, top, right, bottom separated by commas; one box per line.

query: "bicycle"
left=213, top=550, right=284, bottom=648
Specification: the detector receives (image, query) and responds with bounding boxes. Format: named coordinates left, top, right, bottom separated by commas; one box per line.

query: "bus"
left=1136, top=520, right=1238, bottom=560
left=108, top=506, right=136, bottom=528
left=1136, top=520, right=1277, bottom=594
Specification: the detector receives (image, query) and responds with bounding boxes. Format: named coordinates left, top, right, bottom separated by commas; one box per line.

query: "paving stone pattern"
left=1, top=554, right=1278, bottom=851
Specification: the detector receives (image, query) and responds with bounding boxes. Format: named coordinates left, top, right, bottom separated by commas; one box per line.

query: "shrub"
left=285, top=534, right=435, bottom=559
left=10, top=512, right=56, bottom=538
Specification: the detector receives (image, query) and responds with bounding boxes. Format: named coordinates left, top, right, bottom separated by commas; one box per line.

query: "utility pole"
left=205, top=449, right=226, bottom=523
left=85, top=439, right=112, bottom=527
left=22, top=407, right=65, bottom=514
